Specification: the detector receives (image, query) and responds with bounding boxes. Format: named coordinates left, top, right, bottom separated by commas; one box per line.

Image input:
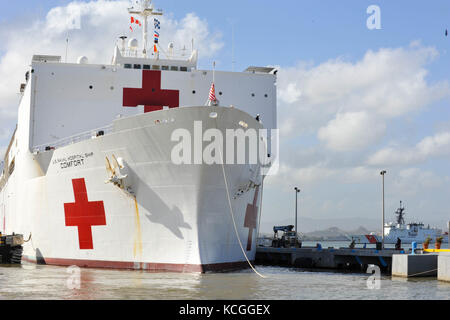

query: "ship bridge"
left=111, top=44, right=198, bottom=73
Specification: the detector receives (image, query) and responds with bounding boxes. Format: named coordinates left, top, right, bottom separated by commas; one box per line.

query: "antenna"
left=128, top=0, right=162, bottom=58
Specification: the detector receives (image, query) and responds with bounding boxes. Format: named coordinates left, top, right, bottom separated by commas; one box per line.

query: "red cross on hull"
left=244, top=186, right=260, bottom=251
left=64, top=178, right=106, bottom=250
left=123, top=70, right=180, bottom=113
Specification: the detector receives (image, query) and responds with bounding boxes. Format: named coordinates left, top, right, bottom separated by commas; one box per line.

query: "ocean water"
left=0, top=264, right=449, bottom=300
left=0, top=240, right=448, bottom=300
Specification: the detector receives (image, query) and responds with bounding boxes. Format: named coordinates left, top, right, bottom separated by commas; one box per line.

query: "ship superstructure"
left=352, top=201, right=448, bottom=245
left=0, top=1, right=278, bottom=272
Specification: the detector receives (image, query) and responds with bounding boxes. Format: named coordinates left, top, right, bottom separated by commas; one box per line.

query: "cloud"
left=318, top=111, right=386, bottom=151
left=390, top=168, right=444, bottom=197
left=277, top=44, right=450, bottom=139
left=266, top=163, right=378, bottom=190
left=367, top=131, right=450, bottom=166
left=0, top=0, right=223, bottom=148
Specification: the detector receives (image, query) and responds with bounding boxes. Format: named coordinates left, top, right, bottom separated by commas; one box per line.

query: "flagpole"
left=143, top=14, right=148, bottom=57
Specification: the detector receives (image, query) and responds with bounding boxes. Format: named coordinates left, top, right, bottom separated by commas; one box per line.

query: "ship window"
left=219, top=92, right=223, bottom=96
left=180, top=67, right=188, bottom=72
left=161, top=66, right=169, bottom=71
left=143, top=65, right=151, bottom=70
left=124, top=64, right=132, bottom=69
left=170, top=66, right=178, bottom=71
left=152, top=65, right=160, bottom=70
left=265, top=94, right=268, bottom=98
left=89, top=85, right=93, bottom=89
left=134, top=64, right=142, bottom=69
left=192, top=90, right=196, bottom=94
left=251, top=93, right=255, bottom=97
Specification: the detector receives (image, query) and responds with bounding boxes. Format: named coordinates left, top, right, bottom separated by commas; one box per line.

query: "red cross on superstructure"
left=64, top=178, right=106, bottom=250
left=244, top=186, right=260, bottom=251
left=123, top=70, right=180, bottom=113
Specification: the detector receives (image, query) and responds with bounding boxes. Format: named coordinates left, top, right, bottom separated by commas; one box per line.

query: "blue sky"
left=2, top=1, right=449, bottom=71
left=1, top=1, right=450, bottom=232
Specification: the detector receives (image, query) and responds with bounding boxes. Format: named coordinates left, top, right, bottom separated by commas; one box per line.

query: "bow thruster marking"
left=244, top=186, right=260, bottom=251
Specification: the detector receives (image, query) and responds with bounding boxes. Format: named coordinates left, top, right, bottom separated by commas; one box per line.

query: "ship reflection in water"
left=0, top=261, right=448, bottom=300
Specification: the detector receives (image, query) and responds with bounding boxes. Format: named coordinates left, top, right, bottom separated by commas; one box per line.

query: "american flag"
left=209, top=83, right=216, bottom=102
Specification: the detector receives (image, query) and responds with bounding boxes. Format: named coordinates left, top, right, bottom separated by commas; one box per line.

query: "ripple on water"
left=0, top=264, right=448, bottom=300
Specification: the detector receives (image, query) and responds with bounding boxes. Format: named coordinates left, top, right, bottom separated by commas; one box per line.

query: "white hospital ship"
left=0, top=1, right=278, bottom=272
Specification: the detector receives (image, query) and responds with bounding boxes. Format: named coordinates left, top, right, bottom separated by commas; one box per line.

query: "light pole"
left=380, top=170, right=387, bottom=250
left=294, top=187, right=300, bottom=238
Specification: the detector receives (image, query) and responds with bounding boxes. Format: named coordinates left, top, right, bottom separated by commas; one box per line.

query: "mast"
left=128, top=0, right=163, bottom=58
left=395, top=200, right=405, bottom=226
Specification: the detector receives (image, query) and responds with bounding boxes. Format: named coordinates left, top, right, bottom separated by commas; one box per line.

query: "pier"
left=391, top=249, right=450, bottom=282
left=255, top=246, right=402, bottom=272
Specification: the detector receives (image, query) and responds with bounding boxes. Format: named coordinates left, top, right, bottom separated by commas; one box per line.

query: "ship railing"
left=32, top=124, right=114, bottom=153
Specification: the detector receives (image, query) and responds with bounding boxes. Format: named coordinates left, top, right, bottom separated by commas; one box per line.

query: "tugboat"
left=352, top=201, right=448, bottom=244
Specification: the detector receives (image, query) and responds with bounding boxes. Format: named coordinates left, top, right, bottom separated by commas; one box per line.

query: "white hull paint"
left=1, top=107, right=266, bottom=272
left=0, top=1, right=278, bottom=272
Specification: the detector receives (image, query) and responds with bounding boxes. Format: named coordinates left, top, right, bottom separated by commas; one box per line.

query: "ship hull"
left=2, top=107, right=266, bottom=272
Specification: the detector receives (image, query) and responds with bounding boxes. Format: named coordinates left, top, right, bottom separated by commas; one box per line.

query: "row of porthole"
left=86, top=84, right=273, bottom=98
left=192, top=90, right=268, bottom=98
left=124, top=64, right=189, bottom=72
left=86, top=85, right=270, bottom=98
left=154, top=118, right=176, bottom=125
left=88, top=85, right=115, bottom=90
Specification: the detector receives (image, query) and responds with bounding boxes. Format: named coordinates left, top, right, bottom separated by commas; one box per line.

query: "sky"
left=0, top=0, right=449, bottom=232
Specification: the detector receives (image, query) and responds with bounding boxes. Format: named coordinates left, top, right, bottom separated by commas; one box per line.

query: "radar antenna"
left=128, top=0, right=163, bottom=58
left=395, top=200, right=406, bottom=225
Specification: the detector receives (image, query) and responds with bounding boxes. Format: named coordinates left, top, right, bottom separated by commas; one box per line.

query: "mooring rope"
left=214, top=116, right=266, bottom=279
left=24, top=233, right=32, bottom=242
left=407, top=268, right=438, bottom=277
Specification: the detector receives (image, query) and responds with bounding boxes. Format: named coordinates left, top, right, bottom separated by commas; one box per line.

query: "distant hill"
left=301, top=226, right=372, bottom=241
left=259, top=216, right=448, bottom=235
left=258, top=225, right=374, bottom=241
left=259, top=216, right=380, bottom=235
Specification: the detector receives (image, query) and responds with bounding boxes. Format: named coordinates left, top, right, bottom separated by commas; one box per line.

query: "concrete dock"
left=438, top=253, right=450, bottom=282
left=391, top=250, right=450, bottom=281
left=392, top=254, right=438, bottom=278
left=255, top=246, right=402, bottom=272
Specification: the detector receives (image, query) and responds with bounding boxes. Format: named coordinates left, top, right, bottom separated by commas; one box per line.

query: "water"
left=0, top=241, right=448, bottom=300
left=0, top=263, right=449, bottom=300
